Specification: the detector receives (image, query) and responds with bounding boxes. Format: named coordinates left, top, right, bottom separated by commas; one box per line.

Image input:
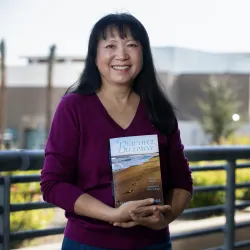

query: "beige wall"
left=6, top=87, right=66, bottom=128
left=3, top=73, right=250, bottom=148
left=6, top=87, right=66, bottom=147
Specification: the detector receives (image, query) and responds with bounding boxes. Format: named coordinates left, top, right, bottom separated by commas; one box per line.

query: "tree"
left=197, top=75, right=242, bottom=144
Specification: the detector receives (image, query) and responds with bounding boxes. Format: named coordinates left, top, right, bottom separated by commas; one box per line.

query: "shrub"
left=1, top=170, right=54, bottom=248
left=189, top=170, right=225, bottom=209
left=189, top=162, right=250, bottom=211
left=220, top=135, right=250, bottom=145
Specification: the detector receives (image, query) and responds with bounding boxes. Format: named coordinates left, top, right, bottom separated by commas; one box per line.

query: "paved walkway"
left=14, top=210, right=250, bottom=250
left=15, top=243, right=62, bottom=250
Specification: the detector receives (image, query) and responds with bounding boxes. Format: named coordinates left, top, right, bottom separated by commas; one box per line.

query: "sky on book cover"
left=110, top=134, right=159, bottom=172
left=110, top=134, right=159, bottom=156
left=111, top=153, right=159, bottom=172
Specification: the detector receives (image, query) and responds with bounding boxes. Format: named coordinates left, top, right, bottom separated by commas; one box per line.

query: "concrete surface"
left=14, top=210, right=250, bottom=250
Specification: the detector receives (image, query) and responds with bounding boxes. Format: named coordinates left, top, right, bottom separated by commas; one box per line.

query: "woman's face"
left=96, top=27, right=143, bottom=87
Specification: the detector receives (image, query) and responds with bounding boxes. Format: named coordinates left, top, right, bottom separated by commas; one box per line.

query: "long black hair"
left=66, top=13, right=176, bottom=135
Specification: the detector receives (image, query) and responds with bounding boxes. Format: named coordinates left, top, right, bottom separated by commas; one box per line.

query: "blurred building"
left=1, top=47, right=250, bottom=148
left=2, top=56, right=85, bottom=148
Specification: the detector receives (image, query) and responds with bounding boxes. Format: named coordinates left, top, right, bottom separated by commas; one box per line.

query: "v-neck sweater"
left=40, top=93, right=193, bottom=249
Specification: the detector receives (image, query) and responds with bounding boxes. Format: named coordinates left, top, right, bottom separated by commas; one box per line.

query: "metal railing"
left=0, top=146, right=250, bottom=250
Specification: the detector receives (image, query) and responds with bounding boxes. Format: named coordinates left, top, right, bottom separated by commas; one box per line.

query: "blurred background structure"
left=1, top=0, right=250, bottom=149
left=1, top=45, right=250, bottom=149
left=0, top=1, right=250, bottom=250
left=0, top=0, right=250, bottom=149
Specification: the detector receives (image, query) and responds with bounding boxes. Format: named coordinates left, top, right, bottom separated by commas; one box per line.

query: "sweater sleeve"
left=165, top=119, right=193, bottom=195
left=40, top=95, right=84, bottom=212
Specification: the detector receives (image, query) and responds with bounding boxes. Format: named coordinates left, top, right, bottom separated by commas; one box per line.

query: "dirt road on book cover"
left=113, top=155, right=164, bottom=207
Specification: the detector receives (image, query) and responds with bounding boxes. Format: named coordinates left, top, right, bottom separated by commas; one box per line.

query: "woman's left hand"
left=113, top=206, right=169, bottom=230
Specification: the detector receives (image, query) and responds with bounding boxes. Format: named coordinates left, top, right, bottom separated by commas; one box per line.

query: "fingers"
left=130, top=211, right=140, bottom=222
left=131, top=211, right=152, bottom=224
left=135, top=198, right=155, bottom=207
left=113, top=221, right=138, bottom=228
left=153, top=207, right=163, bottom=220
left=132, top=205, right=171, bottom=217
left=156, top=205, right=171, bottom=214
left=131, top=209, right=166, bottom=230
left=131, top=206, right=153, bottom=217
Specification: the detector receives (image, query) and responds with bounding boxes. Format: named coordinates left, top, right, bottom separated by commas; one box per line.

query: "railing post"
left=224, top=159, right=236, bottom=250
left=0, top=176, right=10, bottom=250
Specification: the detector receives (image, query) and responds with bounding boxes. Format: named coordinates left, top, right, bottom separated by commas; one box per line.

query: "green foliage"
left=220, top=134, right=250, bottom=145
left=189, top=162, right=250, bottom=211
left=1, top=170, right=54, bottom=248
left=189, top=171, right=225, bottom=209
left=197, top=75, right=243, bottom=144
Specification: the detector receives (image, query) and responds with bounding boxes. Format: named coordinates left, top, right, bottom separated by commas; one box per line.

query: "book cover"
left=109, top=134, right=164, bottom=208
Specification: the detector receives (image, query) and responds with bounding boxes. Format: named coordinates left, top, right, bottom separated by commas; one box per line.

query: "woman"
left=40, top=13, right=193, bottom=250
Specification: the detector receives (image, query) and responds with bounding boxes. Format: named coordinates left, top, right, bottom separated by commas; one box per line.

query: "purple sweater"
left=40, top=93, right=193, bottom=249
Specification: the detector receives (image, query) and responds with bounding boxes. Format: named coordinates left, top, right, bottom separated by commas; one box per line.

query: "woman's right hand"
left=111, top=198, right=156, bottom=222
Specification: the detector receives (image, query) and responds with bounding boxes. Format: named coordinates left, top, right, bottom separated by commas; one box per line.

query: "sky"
left=1, top=0, right=250, bottom=65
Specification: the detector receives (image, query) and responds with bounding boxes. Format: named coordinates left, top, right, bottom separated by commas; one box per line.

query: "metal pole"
left=0, top=40, right=6, bottom=150
left=0, top=176, right=10, bottom=250
left=46, top=44, right=56, bottom=138
left=224, top=159, right=236, bottom=250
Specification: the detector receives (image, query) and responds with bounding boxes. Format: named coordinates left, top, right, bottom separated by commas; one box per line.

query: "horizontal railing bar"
left=235, top=239, right=250, bottom=248
left=6, top=175, right=250, bottom=193
left=8, top=200, right=249, bottom=214
left=0, top=148, right=249, bottom=248
left=185, top=145, right=250, bottom=161
left=236, top=182, right=250, bottom=189
left=183, top=205, right=225, bottom=215
left=10, top=226, right=64, bottom=241
left=7, top=223, right=248, bottom=245
left=4, top=175, right=250, bottom=199
left=7, top=222, right=249, bottom=245
left=235, top=221, right=250, bottom=229
left=0, top=151, right=23, bottom=172
left=171, top=222, right=250, bottom=241
left=4, top=207, right=250, bottom=245
left=10, top=202, right=56, bottom=212
left=235, top=201, right=250, bottom=210
left=1, top=147, right=250, bottom=172
left=191, top=163, right=250, bottom=172
left=171, top=226, right=223, bottom=240
left=4, top=165, right=249, bottom=175
left=193, top=183, right=250, bottom=193
left=10, top=174, right=41, bottom=183
left=205, top=246, right=224, bottom=250
left=191, top=165, right=225, bottom=172
left=236, top=163, right=250, bottom=169
left=194, top=185, right=225, bottom=192
left=0, top=150, right=44, bottom=172
left=171, top=221, right=250, bottom=241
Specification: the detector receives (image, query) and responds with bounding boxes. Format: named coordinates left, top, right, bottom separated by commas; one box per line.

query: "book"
left=109, top=134, right=164, bottom=208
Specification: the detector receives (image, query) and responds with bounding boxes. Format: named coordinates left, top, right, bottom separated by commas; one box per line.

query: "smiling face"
left=96, top=26, right=143, bottom=87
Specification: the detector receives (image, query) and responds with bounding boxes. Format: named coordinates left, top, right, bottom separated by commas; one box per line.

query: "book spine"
left=108, top=146, right=116, bottom=207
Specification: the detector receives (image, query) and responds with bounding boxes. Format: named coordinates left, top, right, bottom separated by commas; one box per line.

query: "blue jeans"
left=62, top=236, right=172, bottom=250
